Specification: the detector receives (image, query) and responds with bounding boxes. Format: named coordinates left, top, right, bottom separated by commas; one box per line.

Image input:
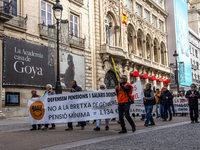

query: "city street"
left=0, top=116, right=198, bottom=150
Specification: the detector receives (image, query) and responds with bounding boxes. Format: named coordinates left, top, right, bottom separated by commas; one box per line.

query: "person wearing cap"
left=160, top=87, right=173, bottom=121
left=155, top=88, right=161, bottom=119
left=143, top=83, right=155, bottom=127
left=94, top=84, right=109, bottom=131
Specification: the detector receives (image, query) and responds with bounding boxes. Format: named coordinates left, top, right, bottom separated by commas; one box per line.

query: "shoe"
left=38, top=126, right=42, bottom=130
left=86, top=121, right=90, bottom=125
left=117, top=121, right=121, bottom=124
left=111, top=118, right=116, bottom=121
left=173, top=114, right=175, bottom=116
left=42, top=127, right=48, bottom=131
left=148, top=123, right=155, bottom=126
left=160, top=118, right=163, bottom=121
left=191, top=121, right=194, bottom=123
left=144, top=124, right=148, bottom=127
left=81, top=127, right=85, bottom=130
left=93, top=126, right=100, bottom=131
left=118, top=130, right=127, bottom=134
left=169, top=119, right=172, bottom=121
left=132, top=126, right=136, bottom=132
left=76, top=124, right=80, bottom=127
left=195, top=120, right=199, bottom=123
left=30, top=128, right=37, bottom=131
left=49, top=127, right=55, bottom=130
left=105, top=126, right=109, bottom=131
left=163, top=119, right=167, bottom=122
left=156, top=116, right=160, bottom=119
left=93, top=120, right=96, bottom=124
left=65, top=128, right=73, bottom=131
left=140, top=118, right=144, bottom=121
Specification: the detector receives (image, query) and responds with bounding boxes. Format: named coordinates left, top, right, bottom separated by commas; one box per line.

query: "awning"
left=130, top=71, right=140, bottom=77
left=158, top=77, right=164, bottom=82
left=164, top=79, right=170, bottom=83
left=140, top=74, right=149, bottom=79
left=149, top=76, right=157, bottom=80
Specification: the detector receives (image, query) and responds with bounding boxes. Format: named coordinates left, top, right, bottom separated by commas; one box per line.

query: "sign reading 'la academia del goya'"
left=3, top=36, right=55, bottom=87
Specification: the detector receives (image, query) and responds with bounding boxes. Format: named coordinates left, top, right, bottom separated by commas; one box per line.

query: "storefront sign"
left=3, top=37, right=55, bottom=87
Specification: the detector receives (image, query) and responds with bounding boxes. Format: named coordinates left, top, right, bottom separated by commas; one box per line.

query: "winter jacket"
left=160, top=90, right=173, bottom=106
left=144, top=89, right=155, bottom=106
left=71, top=85, right=82, bottom=93
left=185, top=90, right=199, bottom=105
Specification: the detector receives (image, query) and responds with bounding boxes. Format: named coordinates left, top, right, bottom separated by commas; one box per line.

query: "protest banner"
left=28, top=81, right=145, bottom=125
left=173, top=97, right=189, bottom=113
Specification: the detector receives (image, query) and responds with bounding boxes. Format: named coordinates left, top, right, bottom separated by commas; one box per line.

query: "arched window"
left=137, top=29, right=143, bottom=57
left=105, top=14, right=116, bottom=46
left=146, top=35, right=151, bottom=59
left=104, top=70, right=118, bottom=89
left=161, top=43, right=165, bottom=65
left=154, top=39, right=158, bottom=62
left=127, top=24, right=135, bottom=54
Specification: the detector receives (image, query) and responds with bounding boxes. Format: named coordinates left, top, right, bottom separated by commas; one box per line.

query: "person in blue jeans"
left=143, top=83, right=155, bottom=127
left=160, top=87, right=173, bottom=121
left=94, top=84, right=109, bottom=131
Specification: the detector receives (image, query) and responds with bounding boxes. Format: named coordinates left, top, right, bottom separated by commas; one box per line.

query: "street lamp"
left=173, top=50, right=179, bottom=94
left=53, top=0, right=63, bottom=94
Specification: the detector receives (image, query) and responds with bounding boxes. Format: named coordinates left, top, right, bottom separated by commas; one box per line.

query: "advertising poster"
left=175, top=0, right=192, bottom=86
left=60, top=50, right=86, bottom=90
left=3, top=37, right=56, bottom=87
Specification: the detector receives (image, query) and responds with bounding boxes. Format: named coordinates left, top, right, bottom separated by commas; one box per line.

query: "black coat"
left=71, top=85, right=82, bottom=93
left=160, top=90, right=173, bottom=106
left=185, top=90, right=199, bottom=105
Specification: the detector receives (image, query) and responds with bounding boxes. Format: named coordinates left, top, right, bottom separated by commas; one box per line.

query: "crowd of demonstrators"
left=143, top=83, right=155, bottom=127
left=65, top=80, right=86, bottom=131
left=30, top=79, right=200, bottom=133
left=115, top=75, right=136, bottom=134
left=186, top=84, right=200, bottom=123
left=93, top=84, right=109, bottom=131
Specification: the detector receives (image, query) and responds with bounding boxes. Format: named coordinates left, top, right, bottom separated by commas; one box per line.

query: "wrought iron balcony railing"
left=70, top=34, right=85, bottom=49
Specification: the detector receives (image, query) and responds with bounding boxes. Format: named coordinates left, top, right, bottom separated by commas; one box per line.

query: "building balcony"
left=38, top=24, right=48, bottom=38
left=69, top=0, right=84, bottom=6
left=6, top=15, right=27, bottom=29
left=101, top=44, right=129, bottom=59
left=0, top=1, right=13, bottom=22
left=69, top=34, right=85, bottom=49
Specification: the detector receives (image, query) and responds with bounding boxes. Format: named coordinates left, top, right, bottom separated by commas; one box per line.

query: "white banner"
left=28, top=81, right=145, bottom=125
left=173, top=97, right=189, bottom=113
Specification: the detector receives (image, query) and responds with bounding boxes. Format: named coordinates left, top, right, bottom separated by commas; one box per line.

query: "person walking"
left=65, top=80, right=86, bottom=131
left=115, top=75, right=136, bottom=134
left=143, top=83, right=155, bottom=127
left=160, top=87, right=173, bottom=121
left=186, top=84, right=200, bottom=123
left=155, top=88, right=161, bottom=119
left=42, top=84, right=56, bottom=131
left=30, top=89, right=41, bottom=130
left=94, top=84, right=109, bottom=131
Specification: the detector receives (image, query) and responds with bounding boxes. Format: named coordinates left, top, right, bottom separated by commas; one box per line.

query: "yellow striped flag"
left=122, top=12, right=127, bottom=25
left=111, top=57, right=119, bottom=81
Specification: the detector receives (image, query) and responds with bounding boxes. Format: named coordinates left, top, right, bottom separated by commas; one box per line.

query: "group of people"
left=30, top=75, right=200, bottom=134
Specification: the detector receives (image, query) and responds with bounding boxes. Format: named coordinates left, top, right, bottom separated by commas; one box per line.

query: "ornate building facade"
left=93, top=0, right=170, bottom=90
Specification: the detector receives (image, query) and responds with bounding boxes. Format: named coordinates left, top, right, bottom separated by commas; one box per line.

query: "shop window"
left=70, top=13, right=79, bottom=37
left=41, top=1, right=53, bottom=25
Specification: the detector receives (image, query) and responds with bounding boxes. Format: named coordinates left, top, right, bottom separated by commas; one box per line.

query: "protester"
left=155, top=88, right=161, bottom=119
left=30, top=89, right=41, bottom=131
left=186, top=84, right=200, bottom=123
left=65, top=80, right=86, bottom=131
left=160, top=87, right=173, bottom=121
left=159, top=88, right=164, bottom=120
left=143, top=83, right=155, bottom=127
left=115, top=75, right=136, bottom=134
left=179, top=92, right=187, bottom=116
left=42, top=84, right=55, bottom=131
left=94, top=84, right=109, bottom=131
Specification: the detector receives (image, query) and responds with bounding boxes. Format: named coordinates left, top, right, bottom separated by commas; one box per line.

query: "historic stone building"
left=93, top=0, right=170, bottom=91
left=0, top=0, right=93, bottom=118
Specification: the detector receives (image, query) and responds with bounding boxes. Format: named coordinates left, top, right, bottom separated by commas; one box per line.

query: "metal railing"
left=70, top=34, right=85, bottom=48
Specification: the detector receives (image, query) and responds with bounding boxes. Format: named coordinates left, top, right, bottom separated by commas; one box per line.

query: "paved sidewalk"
left=0, top=115, right=191, bottom=150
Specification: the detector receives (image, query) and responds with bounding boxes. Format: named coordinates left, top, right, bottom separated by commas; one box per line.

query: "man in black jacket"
left=65, top=80, right=86, bottom=131
left=143, top=83, right=155, bottom=127
left=186, top=84, right=200, bottom=123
